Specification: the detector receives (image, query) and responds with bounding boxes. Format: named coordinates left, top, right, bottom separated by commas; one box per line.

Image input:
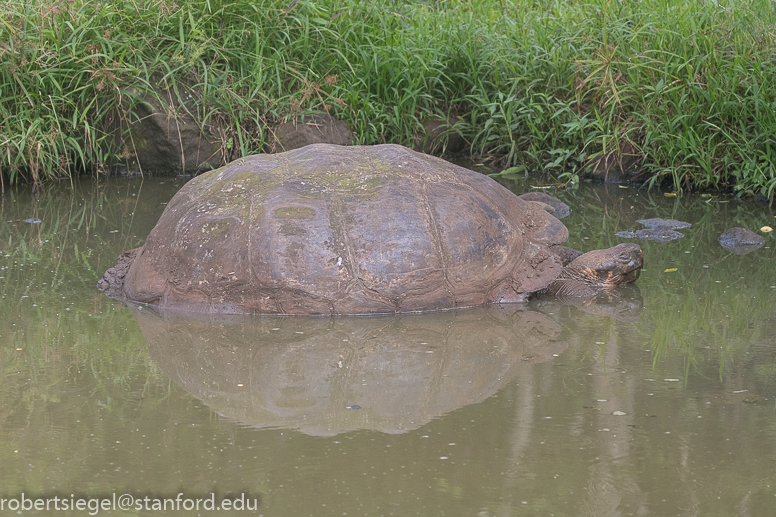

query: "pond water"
left=0, top=171, right=775, bottom=516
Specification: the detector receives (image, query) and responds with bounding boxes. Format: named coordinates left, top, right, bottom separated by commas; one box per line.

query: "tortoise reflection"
left=133, top=306, right=568, bottom=436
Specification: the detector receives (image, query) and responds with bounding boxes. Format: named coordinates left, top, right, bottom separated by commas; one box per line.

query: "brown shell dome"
left=121, top=144, right=569, bottom=314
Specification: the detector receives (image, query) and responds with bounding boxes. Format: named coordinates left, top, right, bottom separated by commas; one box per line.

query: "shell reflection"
left=132, top=306, right=569, bottom=436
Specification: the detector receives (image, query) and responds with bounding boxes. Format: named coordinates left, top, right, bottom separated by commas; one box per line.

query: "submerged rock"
left=616, top=227, right=686, bottom=243
left=617, top=217, right=691, bottom=242
left=719, top=227, right=765, bottom=255
left=636, top=218, right=691, bottom=229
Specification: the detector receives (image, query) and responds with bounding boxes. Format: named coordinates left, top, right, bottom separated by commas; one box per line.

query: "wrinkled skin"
left=540, top=243, right=643, bottom=299
left=98, top=144, right=643, bottom=315
left=97, top=248, right=139, bottom=299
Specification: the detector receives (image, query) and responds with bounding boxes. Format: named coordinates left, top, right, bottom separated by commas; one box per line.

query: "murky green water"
left=1, top=172, right=775, bottom=516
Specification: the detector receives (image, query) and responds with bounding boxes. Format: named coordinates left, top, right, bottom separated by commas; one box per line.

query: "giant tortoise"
left=99, top=144, right=642, bottom=314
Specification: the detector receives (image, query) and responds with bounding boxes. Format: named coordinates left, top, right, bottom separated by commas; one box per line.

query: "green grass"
left=2, top=0, right=776, bottom=195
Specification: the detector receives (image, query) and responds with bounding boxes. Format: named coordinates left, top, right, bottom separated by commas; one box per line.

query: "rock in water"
left=616, top=217, right=691, bottom=242
left=719, top=227, right=765, bottom=255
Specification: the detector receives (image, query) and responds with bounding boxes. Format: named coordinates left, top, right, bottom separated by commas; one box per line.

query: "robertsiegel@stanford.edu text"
left=0, top=492, right=259, bottom=514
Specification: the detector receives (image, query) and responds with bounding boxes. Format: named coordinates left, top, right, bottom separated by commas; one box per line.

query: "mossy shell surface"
left=123, top=144, right=568, bottom=314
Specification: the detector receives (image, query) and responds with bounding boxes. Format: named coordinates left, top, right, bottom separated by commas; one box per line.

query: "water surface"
left=1, top=173, right=775, bottom=516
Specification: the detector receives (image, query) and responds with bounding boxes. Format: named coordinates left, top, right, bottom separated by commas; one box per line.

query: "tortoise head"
left=563, top=243, right=643, bottom=286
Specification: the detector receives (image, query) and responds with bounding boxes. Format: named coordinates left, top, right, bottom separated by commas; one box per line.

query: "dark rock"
left=518, top=192, right=571, bottom=218
left=114, top=82, right=223, bottom=174
left=414, top=118, right=465, bottom=155
left=616, top=227, right=685, bottom=243
left=637, top=218, right=691, bottom=229
left=719, top=227, right=765, bottom=255
left=272, top=113, right=353, bottom=152
left=616, top=217, right=691, bottom=242
left=585, top=142, right=644, bottom=183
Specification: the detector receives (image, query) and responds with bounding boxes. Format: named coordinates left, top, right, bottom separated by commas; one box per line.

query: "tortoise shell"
left=122, top=144, right=569, bottom=314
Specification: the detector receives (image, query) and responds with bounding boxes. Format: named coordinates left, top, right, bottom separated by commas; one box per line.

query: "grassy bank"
left=2, top=0, right=776, bottom=195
